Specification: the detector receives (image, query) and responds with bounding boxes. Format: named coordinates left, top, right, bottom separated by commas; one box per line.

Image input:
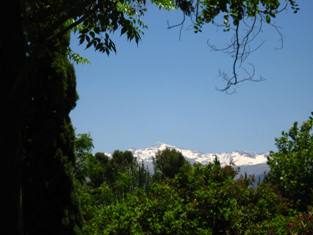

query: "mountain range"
left=105, top=143, right=270, bottom=177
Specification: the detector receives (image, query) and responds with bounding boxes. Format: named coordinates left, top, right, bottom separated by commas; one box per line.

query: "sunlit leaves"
left=68, top=49, right=91, bottom=64
left=152, top=0, right=176, bottom=10
left=193, top=0, right=297, bottom=32
left=116, top=1, right=136, bottom=15
left=267, top=113, right=313, bottom=210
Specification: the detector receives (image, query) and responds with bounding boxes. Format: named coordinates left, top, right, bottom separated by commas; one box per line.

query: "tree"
left=21, top=30, right=83, bottom=235
left=267, top=113, right=313, bottom=210
left=111, top=150, right=137, bottom=171
left=75, top=133, right=94, bottom=156
left=110, top=150, right=150, bottom=194
left=75, top=133, right=94, bottom=181
left=154, top=148, right=187, bottom=179
left=1, top=0, right=299, bottom=234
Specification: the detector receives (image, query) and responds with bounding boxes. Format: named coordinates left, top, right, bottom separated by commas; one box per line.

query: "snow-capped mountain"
left=106, top=143, right=269, bottom=176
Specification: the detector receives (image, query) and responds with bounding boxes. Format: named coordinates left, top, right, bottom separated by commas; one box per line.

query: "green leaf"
left=266, top=15, right=271, bottom=24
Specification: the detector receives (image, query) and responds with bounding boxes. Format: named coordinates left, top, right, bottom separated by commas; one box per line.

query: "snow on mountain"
left=105, top=143, right=269, bottom=174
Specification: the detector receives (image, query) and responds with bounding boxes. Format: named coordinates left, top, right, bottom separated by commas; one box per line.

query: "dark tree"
left=2, top=1, right=145, bottom=233
left=155, top=148, right=187, bottom=178
left=22, top=31, right=82, bottom=234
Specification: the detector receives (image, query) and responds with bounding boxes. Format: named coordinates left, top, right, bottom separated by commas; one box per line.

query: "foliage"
left=154, top=148, right=187, bottom=179
left=20, top=29, right=83, bottom=234
left=68, top=48, right=91, bottom=64
left=267, top=113, right=313, bottom=210
left=74, top=115, right=313, bottom=234
left=287, top=209, right=313, bottom=234
left=23, top=0, right=299, bottom=58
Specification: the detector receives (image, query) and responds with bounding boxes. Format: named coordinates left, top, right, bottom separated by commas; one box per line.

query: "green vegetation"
left=74, top=114, right=313, bottom=234
left=154, top=148, right=187, bottom=179
left=3, top=0, right=300, bottom=234
left=267, top=114, right=313, bottom=211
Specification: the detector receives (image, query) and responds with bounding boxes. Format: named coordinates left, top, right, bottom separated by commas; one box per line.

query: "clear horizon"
left=70, top=1, right=313, bottom=154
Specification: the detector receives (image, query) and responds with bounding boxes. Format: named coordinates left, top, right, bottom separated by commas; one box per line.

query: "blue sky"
left=70, top=0, right=313, bottom=153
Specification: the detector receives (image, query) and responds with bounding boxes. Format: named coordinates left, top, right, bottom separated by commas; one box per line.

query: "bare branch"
left=46, top=15, right=88, bottom=43
left=233, top=23, right=240, bottom=85
left=270, top=22, right=284, bottom=50
left=210, top=13, right=271, bottom=92
left=167, top=14, right=186, bottom=40
left=167, top=2, right=288, bottom=92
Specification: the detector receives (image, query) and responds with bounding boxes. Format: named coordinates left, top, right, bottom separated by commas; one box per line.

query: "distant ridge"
left=105, top=143, right=269, bottom=176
